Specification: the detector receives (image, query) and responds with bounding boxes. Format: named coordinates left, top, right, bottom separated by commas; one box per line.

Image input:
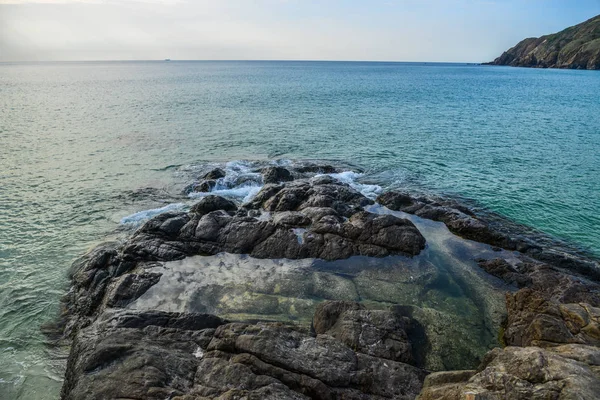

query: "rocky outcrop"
left=57, top=162, right=600, bottom=400
left=61, top=303, right=427, bottom=400
left=377, top=191, right=521, bottom=250
left=261, top=166, right=293, bottom=184
left=378, top=190, right=600, bottom=282
left=62, top=177, right=425, bottom=338
left=417, top=345, right=600, bottom=399
left=486, top=14, right=600, bottom=70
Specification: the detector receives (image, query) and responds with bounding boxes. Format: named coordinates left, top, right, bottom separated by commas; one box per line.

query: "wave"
left=317, top=171, right=382, bottom=199
left=121, top=160, right=380, bottom=227
left=120, top=203, right=186, bottom=225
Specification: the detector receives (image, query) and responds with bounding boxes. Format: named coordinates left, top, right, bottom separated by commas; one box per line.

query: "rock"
left=294, top=164, right=339, bottom=174
left=61, top=311, right=226, bottom=400
left=255, top=179, right=373, bottom=217
left=377, top=190, right=516, bottom=250
left=313, top=301, right=414, bottom=364
left=61, top=304, right=426, bottom=400
left=504, top=288, right=600, bottom=347
left=193, top=180, right=216, bottom=193
left=190, top=195, right=237, bottom=216
left=203, top=168, right=226, bottom=180
left=486, top=14, right=600, bottom=70
left=418, top=346, right=600, bottom=399
left=262, top=166, right=293, bottom=184
left=478, top=258, right=600, bottom=306
left=416, top=370, right=476, bottom=400
left=120, top=181, right=425, bottom=263
left=105, top=272, right=162, bottom=308
left=477, top=258, right=532, bottom=288
left=313, top=300, right=364, bottom=334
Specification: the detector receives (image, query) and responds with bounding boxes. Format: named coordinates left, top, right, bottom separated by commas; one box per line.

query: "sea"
left=1, top=61, right=599, bottom=399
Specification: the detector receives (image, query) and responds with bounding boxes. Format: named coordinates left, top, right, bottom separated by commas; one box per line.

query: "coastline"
left=52, top=161, right=600, bottom=399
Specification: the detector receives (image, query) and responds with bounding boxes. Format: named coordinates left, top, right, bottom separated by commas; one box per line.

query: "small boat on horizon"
left=164, top=58, right=171, bottom=62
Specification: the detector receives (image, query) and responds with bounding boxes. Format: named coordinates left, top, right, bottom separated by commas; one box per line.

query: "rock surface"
left=486, top=14, right=600, bottom=70
left=61, top=303, right=427, bottom=400
left=57, top=162, right=600, bottom=400
left=418, top=345, right=600, bottom=399
left=378, top=190, right=600, bottom=282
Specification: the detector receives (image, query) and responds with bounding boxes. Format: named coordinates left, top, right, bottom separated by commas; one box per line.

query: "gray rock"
left=262, top=166, right=293, bottom=184
left=418, top=345, right=600, bottom=399
left=313, top=301, right=414, bottom=364
left=190, top=195, right=237, bottom=216
left=203, top=168, right=226, bottom=180
left=61, top=304, right=426, bottom=400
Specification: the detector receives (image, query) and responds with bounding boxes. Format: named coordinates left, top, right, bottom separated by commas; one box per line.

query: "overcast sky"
left=1, top=0, right=599, bottom=62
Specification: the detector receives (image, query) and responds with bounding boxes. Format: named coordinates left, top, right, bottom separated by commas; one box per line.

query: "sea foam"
left=120, top=203, right=186, bottom=225
left=317, top=171, right=382, bottom=199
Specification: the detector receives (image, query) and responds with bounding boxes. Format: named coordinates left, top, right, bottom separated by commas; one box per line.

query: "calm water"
left=1, top=61, right=599, bottom=398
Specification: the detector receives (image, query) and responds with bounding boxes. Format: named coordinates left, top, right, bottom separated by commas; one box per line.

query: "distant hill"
left=486, top=15, right=600, bottom=70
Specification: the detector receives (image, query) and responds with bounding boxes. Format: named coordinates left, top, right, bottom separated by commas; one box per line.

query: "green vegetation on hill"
left=487, top=15, right=600, bottom=70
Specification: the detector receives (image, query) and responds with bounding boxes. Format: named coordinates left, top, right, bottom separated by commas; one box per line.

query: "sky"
left=1, top=0, right=599, bottom=62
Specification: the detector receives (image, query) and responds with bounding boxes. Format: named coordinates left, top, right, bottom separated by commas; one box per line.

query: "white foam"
left=186, top=160, right=264, bottom=203
left=193, top=347, right=204, bottom=359
left=292, top=228, right=307, bottom=244
left=120, top=203, right=186, bottom=225
left=316, top=171, right=383, bottom=199
left=188, top=185, right=262, bottom=203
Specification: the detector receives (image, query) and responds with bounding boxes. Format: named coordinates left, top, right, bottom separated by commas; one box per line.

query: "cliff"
left=487, top=15, right=600, bottom=70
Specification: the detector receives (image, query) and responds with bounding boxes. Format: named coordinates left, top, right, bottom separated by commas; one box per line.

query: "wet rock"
left=478, top=258, right=600, bottom=306
left=105, top=272, right=162, bottom=308
left=294, top=164, right=340, bottom=174
left=418, top=346, right=600, bottom=400
left=190, top=195, right=237, bottom=216
left=255, top=179, right=373, bottom=217
left=262, top=166, right=293, bottom=184
left=477, top=258, right=532, bottom=288
left=203, top=168, right=226, bottom=180
left=193, top=180, right=216, bottom=193
left=378, top=190, right=516, bottom=250
left=120, top=181, right=425, bottom=263
left=61, top=304, right=426, bottom=400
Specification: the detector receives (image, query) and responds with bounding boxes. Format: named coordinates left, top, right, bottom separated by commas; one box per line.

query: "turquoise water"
left=1, top=61, right=599, bottom=398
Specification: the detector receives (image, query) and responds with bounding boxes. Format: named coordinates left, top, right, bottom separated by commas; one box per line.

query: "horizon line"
left=0, top=59, right=487, bottom=64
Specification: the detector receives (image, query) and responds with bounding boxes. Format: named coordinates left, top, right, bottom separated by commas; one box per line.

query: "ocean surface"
left=1, top=61, right=599, bottom=399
